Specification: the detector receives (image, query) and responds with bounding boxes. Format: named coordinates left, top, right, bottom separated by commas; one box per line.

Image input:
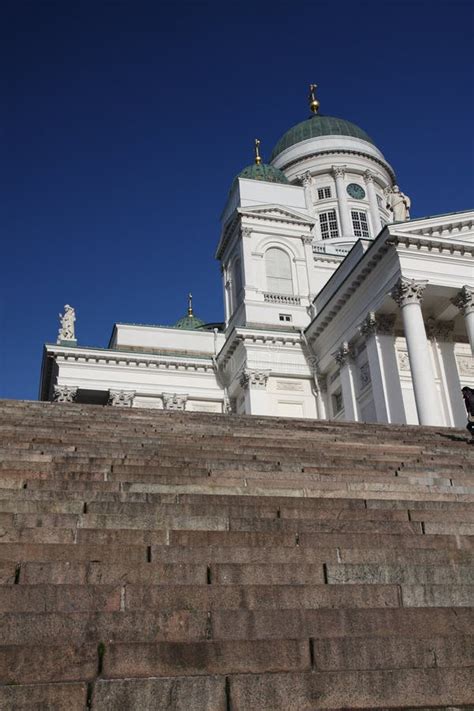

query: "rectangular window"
left=351, top=210, right=370, bottom=238
left=279, top=314, right=292, bottom=323
left=317, top=186, right=331, bottom=200
left=319, top=210, right=339, bottom=239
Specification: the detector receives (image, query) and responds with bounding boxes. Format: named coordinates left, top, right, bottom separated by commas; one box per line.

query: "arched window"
left=265, top=247, right=293, bottom=295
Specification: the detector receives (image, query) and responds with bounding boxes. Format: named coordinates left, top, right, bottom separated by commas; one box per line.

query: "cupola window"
left=319, top=210, right=339, bottom=239
left=265, top=248, right=293, bottom=295
left=317, top=186, right=332, bottom=200
left=351, top=210, right=370, bottom=238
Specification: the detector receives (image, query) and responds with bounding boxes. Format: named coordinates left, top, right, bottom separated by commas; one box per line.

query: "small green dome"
left=234, top=162, right=289, bottom=189
left=173, top=313, right=206, bottom=330
left=271, top=114, right=375, bottom=160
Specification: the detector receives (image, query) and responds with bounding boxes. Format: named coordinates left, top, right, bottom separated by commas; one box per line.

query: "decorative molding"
left=240, top=369, right=270, bottom=389
left=390, top=277, right=428, bottom=308
left=301, top=235, right=314, bottom=246
left=298, top=171, right=312, bottom=188
left=162, top=393, right=187, bottom=411
left=276, top=380, right=304, bottom=392
left=363, top=170, right=374, bottom=184
left=263, top=293, right=301, bottom=305
left=333, top=342, right=354, bottom=367
left=241, top=227, right=252, bottom=239
left=360, top=312, right=396, bottom=338
left=456, top=355, right=474, bottom=377
left=331, top=165, right=346, bottom=179
left=425, top=317, right=454, bottom=342
left=52, top=385, right=78, bottom=403
left=452, top=285, right=474, bottom=316
left=397, top=351, right=411, bottom=372
left=108, top=390, right=135, bottom=407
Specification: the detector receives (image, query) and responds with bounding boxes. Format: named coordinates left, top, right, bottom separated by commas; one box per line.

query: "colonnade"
left=324, top=279, right=473, bottom=427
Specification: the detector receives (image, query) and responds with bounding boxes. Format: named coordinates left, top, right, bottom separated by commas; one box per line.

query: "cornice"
left=45, top=345, right=215, bottom=373
left=386, top=233, right=474, bottom=256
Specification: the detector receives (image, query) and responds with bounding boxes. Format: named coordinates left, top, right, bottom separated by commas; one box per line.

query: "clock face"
left=347, top=183, right=366, bottom=200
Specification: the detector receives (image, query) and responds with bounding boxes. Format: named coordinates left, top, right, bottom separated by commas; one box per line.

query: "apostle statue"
left=386, top=185, right=411, bottom=221
left=57, top=304, right=76, bottom=343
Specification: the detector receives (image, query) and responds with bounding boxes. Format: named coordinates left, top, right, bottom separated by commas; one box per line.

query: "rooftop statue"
left=386, top=185, right=411, bottom=221
left=57, top=304, right=76, bottom=343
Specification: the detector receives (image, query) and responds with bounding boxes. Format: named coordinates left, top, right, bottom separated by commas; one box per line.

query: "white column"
left=300, top=171, right=315, bottom=214
left=426, top=319, right=464, bottom=426
left=315, top=374, right=328, bottom=419
left=240, top=227, right=255, bottom=291
left=301, top=235, right=315, bottom=299
left=391, top=278, right=443, bottom=425
left=452, top=286, right=474, bottom=354
left=334, top=343, right=359, bottom=421
left=332, top=166, right=352, bottom=237
left=360, top=312, right=405, bottom=423
left=363, top=170, right=382, bottom=236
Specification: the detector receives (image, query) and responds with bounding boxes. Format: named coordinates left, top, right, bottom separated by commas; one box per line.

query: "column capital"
left=162, top=393, right=187, bottom=411
left=240, top=369, right=270, bottom=389
left=241, top=227, right=252, bottom=239
left=360, top=312, right=396, bottom=338
left=363, top=170, right=375, bottom=184
left=452, top=285, right=474, bottom=316
left=301, top=235, right=313, bottom=245
left=108, top=390, right=135, bottom=407
left=298, top=170, right=312, bottom=187
left=333, top=342, right=354, bottom=367
left=425, top=317, right=454, bottom=342
left=391, top=277, right=428, bottom=307
left=331, top=165, right=346, bottom=179
left=52, top=385, right=78, bottom=403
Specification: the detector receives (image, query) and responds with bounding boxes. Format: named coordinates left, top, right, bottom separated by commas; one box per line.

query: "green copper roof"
left=233, top=162, right=289, bottom=190
left=173, top=313, right=206, bottom=331
left=271, top=114, right=375, bottom=160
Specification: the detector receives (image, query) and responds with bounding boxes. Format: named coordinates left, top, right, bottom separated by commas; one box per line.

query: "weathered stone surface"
left=102, top=640, right=310, bottom=677
left=0, top=682, right=87, bottom=711
left=227, top=668, right=474, bottom=709
left=0, top=644, right=96, bottom=683
left=92, top=675, right=226, bottom=711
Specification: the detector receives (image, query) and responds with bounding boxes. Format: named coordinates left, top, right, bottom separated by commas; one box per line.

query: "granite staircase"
left=0, top=399, right=473, bottom=710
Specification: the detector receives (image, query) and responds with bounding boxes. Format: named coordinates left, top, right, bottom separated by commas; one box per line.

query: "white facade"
left=40, top=103, right=474, bottom=426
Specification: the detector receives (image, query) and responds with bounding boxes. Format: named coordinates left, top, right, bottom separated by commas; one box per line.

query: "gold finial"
left=308, top=83, right=320, bottom=114
left=187, top=293, right=193, bottom=316
left=254, top=138, right=262, bottom=165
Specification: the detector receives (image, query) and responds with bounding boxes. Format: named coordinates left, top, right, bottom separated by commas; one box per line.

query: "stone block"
left=91, top=675, right=226, bottom=711
left=0, top=682, right=87, bottom=711
left=0, top=562, right=16, bottom=584
left=325, top=563, right=474, bottom=585
left=150, top=544, right=338, bottom=565
left=124, top=583, right=399, bottom=611
left=227, top=668, right=474, bottom=709
left=312, top=634, right=474, bottom=670
left=0, top=542, right=147, bottom=562
left=170, top=530, right=297, bottom=547
left=102, top=639, right=310, bottom=678
left=401, top=585, right=474, bottom=607
left=0, top=584, right=121, bottom=613
left=87, top=562, right=207, bottom=585
left=0, top=644, right=97, bottom=684
left=212, top=563, right=325, bottom=585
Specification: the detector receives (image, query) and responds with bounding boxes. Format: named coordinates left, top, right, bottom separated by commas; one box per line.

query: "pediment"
left=238, top=204, right=315, bottom=226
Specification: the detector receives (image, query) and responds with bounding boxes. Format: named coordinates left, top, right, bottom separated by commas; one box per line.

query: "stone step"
left=3, top=606, right=472, bottom=646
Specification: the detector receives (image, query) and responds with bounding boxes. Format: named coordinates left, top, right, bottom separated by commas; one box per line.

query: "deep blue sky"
left=2, top=0, right=473, bottom=400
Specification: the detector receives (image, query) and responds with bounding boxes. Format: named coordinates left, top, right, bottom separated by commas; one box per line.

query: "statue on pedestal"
left=386, top=185, right=411, bottom=221
left=57, top=305, right=76, bottom=343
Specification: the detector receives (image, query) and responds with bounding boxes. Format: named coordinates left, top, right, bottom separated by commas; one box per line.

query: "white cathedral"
left=40, top=87, right=474, bottom=428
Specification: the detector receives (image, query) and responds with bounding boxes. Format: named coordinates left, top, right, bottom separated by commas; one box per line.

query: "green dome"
left=173, top=313, right=206, bottom=331
left=271, top=114, right=375, bottom=160
left=234, top=162, right=289, bottom=189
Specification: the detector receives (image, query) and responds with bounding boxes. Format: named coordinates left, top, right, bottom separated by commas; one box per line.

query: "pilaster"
left=52, top=385, right=78, bottom=403
left=162, top=393, right=187, bottom=411
left=108, top=390, right=136, bottom=407
left=363, top=170, right=382, bottom=235
left=333, top=342, right=359, bottom=421
left=452, top=286, right=474, bottom=353
left=332, top=166, right=352, bottom=237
